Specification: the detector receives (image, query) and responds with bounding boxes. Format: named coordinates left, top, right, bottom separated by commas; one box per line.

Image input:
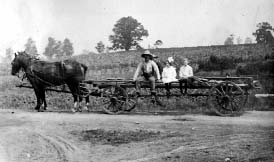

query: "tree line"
left=96, top=17, right=274, bottom=53
left=5, top=37, right=74, bottom=60
left=224, top=22, right=274, bottom=45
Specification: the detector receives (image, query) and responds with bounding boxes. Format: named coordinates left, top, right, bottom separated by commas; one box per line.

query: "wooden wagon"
left=17, top=76, right=259, bottom=116
left=81, top=76, right=258, bottom=116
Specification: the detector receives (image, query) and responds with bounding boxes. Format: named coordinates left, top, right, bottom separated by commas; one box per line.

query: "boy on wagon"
left=179, top=57, right=193, bottom=94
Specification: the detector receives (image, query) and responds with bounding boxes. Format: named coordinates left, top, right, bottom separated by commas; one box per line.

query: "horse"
left=11, top=51, right=90, bottom=112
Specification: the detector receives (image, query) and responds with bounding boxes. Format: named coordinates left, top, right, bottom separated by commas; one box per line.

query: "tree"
left=44, top=37, right=57, bottom=58
left=44, top=37, right=71, bottom=58
left=236, top=36, right=242, bottom=44
left=224, top=34, right=234, bottom=45
left=253, top=22, right=274, bottom=44
left=25, top=38, right=38, bottom=57
left=62, top=38, right=74, bottom=57
left=244, top=37, right=253, bottom=44
left=54, top=41, right=63, bottom=58
left=109, top=16, right=148, bottom=51
left=154, top=40, right=163, bottom=48
left=95, top=41, right=105, bottom=53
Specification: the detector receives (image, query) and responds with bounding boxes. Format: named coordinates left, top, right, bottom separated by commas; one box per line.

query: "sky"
left=0, top=0, right=273, bottom=60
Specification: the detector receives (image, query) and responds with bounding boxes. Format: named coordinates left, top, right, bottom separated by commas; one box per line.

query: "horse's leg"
left=40, top=88, right=47, bottom=110
left=75, top=83, right=90, bottom=111
left=85, top=96, right=90, bottom=109
left=33, top=88, right=42, bottom=111
left=78, top=96, right=83, bottom=112
left=78, top=84, right=90, bottom=111
left=67, top=83, right=79, bottom=113
left=80, top=83, right=89, bottom=111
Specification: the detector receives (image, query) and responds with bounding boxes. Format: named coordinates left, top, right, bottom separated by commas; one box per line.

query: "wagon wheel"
left=100, top=86, right=127, bottom=114
left=207, top=81, right=245, bottom=116
left=123, top=87, right=138, bottom=112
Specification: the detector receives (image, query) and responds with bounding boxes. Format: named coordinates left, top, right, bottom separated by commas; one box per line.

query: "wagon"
left=17, top=76, right=258, bottom=116
left=80, top=76, right=258, bottom=116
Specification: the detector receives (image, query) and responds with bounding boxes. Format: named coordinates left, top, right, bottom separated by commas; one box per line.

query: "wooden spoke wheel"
left=123, top=87, right=138, bottom=112
left=207, top=81, right=245, bottom=116
left=101, top=86, right=127, bottom=114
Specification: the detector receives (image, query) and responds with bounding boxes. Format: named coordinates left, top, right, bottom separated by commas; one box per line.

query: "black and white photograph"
left=0, top=0, right=273, bottom=161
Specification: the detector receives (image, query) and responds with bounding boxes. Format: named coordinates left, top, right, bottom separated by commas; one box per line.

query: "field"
left=0, top=44, right=274, bottom=162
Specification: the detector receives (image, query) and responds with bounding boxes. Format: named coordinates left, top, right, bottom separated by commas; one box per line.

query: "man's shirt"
left=133, top=60, right=160, bottom=80
left=179, top=65, right=193, bottom=79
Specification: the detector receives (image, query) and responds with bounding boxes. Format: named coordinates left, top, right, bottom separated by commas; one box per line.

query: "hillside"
left=73, top=44, right=272, bottom=79
left=1, top=43, right=272, bottom=80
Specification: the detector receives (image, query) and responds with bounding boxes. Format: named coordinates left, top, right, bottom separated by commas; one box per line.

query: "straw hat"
left=141, top=50, right=153, bottom=59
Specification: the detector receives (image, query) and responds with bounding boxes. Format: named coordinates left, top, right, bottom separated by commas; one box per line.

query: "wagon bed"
left=81, top=76, right=257, bottom=115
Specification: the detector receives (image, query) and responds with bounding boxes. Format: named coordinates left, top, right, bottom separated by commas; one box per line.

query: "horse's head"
left=11, top=51, right=31, bottom=76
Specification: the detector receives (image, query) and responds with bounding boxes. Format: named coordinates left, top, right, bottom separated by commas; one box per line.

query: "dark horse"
left=11, top=51, right=89, bottom=112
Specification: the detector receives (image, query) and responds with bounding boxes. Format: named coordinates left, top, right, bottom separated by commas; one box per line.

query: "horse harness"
left=23, top=60, right=67, bottom=87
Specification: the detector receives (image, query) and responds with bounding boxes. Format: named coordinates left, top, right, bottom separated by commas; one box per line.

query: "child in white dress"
left=162, top=57, right=177, bottom=97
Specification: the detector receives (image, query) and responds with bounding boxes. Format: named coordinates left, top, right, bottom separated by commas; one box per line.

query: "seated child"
left=162, top=57, right=177, bottom=97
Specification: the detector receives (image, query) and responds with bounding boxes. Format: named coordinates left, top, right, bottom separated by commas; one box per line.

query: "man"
left=179, top=58, right=193, bottom=94
left=133, top=50, right=161, bottom=96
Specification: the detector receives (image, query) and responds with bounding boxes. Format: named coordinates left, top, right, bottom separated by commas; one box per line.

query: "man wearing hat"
left=133, top=50, right=161, bottom=96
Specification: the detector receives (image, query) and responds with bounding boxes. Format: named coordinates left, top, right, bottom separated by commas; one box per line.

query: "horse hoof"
left=71, top=109, right=76, bottom=113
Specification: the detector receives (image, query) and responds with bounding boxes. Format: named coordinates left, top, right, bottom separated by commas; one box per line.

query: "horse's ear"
left=14, top=53, right=17, bottom=57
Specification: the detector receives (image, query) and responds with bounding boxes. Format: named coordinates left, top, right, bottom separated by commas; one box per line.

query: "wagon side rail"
left=83, top=76, right=258, bottom=90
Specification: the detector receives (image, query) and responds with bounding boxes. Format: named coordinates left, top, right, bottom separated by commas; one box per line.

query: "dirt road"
left=0, top=109, right=273, bottom=162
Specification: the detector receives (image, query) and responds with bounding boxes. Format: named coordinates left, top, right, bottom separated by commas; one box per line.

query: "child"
left=162, top=57, right=177, bottom=97
left=179, top=58, right=193, bottom=94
